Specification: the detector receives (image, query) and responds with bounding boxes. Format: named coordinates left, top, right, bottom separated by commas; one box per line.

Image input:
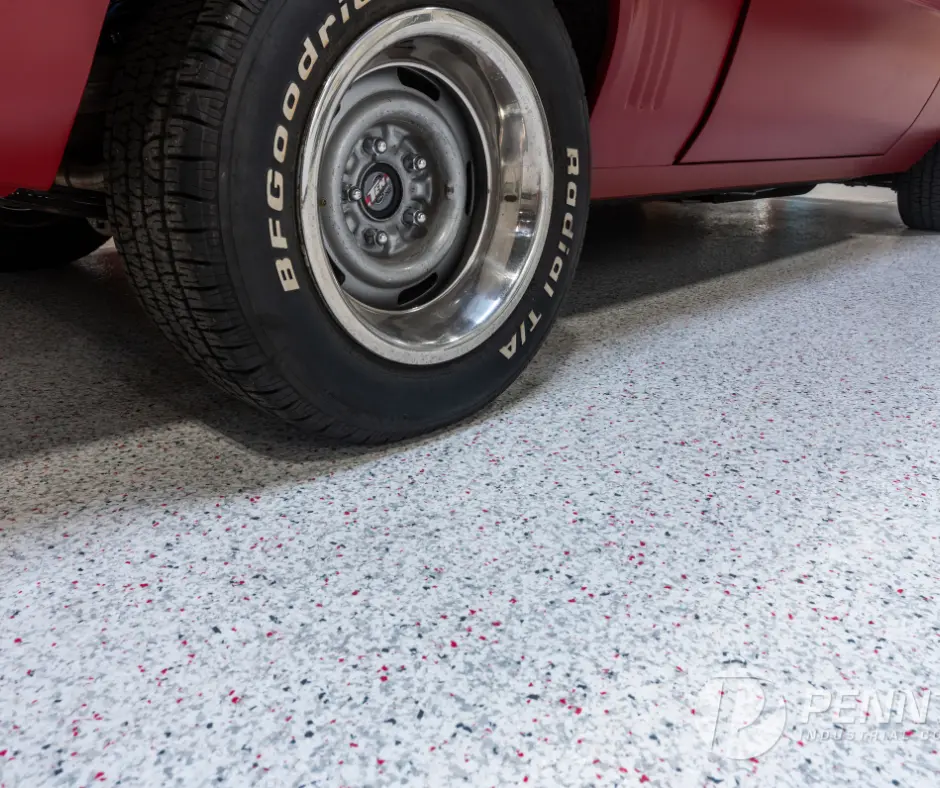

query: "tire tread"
left=106, top=0, right=587, bottom=444
left=106, top=0, right=378, bottom=438
left=897, top=142, right=940, bottom=231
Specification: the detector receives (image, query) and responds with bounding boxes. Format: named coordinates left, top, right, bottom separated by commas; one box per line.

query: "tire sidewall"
left=221, top=0, right=590, bottom=433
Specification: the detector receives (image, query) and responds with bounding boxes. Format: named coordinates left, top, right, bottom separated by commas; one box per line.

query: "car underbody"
left=1, top=0, right=939, bottom=441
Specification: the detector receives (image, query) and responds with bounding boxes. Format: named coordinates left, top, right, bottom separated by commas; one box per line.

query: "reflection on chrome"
left=297, top=9, right=553, bottom=365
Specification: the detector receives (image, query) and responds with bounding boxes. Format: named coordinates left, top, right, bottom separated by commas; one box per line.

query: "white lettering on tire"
left=276, top=258, right=300, bottom=291
left=566, top=147, right=579, bottom=175
left=265, top=5, right=580, bottom=325
left=499, top=310, right=543, bottom=359
left=318, top=15, right=337, bottom=47
left=283, top=83, right=301, bottom=121
left=269, top=218, right=288, bottom=249
left=266, top=1, right=382, bottom=293
left=298, top=37, right=319, bottom=80
left=500, top=147, right=581, bottom=359
left=267, top=169, right=284, bottom=211
left=273, top=125, right=289, bottom=163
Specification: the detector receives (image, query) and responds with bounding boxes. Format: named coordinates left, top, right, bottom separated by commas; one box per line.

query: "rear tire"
left=0, top=209, right=110, bottom=272
left=107, top=0, right=590, bottom=442
left=897, top=142, right=940, bottom=231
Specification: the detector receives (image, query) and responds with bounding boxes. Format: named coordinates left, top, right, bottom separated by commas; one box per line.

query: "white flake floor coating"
left=1, top=188, right=938, bottom=787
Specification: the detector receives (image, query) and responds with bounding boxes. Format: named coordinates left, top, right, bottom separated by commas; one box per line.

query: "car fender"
left=0, top=0, right=110, bottom=196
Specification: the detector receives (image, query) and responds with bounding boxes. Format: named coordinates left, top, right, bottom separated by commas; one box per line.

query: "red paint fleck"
left=231, top=696, right=241, bottom=704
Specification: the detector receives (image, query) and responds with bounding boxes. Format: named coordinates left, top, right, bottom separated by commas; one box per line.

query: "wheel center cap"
left=364, top=172, right=393, bottom=209
left=360, top=165, right=402, bottom=220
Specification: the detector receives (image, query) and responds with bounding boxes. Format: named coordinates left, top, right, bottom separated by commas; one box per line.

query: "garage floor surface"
left=1, top=187, right=938, bottom=787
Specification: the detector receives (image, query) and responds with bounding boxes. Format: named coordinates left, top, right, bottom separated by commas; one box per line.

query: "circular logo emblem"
left=692, top=674, right=787, bottom=759
left=359, top=165, right=402, bottom=221
left=364, top=172, right=393, bottom=210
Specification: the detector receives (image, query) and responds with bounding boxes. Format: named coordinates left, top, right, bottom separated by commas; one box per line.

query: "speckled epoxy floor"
left=1, top=187, right=939, bottom=787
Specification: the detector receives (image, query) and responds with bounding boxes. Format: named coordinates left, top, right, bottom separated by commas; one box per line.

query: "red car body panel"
left=589, top=0, right=744, bottom=168
left=3, top=0, right=940, bottom=202
left=682, top=0, right=940, bottom=162
left=0, top=0, right=110, bottom=196
left=591, top=0, right=940, bottom=198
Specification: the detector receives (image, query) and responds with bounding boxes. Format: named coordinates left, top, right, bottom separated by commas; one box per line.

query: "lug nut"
left=365, top=229, right=389, bottom=246
left=344, top=186, right=363, bottom=202
left=403, top=209, right=428, bottom=227
left=364, top=137, right=388, bottom=155
left=404, top=154, right=428, bottom=172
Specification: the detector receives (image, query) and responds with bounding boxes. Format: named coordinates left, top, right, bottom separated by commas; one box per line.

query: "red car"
left=3, top=0, right=940, bottom=441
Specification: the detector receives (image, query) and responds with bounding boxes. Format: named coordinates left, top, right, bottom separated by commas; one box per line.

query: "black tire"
left=897, top=142, right=940, bottom=231
left=0, top=209, right=110, bottom=272
left=106, top=0, right=590, bottom=443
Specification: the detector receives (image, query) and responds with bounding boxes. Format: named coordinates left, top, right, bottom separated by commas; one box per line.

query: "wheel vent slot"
left=397, top=67, right=441, bottom=101
left=330, top=260, right=346, bottom=285
left=397, top=273, right=438, bottom=306
left=464, top=161, right=474, bottom=215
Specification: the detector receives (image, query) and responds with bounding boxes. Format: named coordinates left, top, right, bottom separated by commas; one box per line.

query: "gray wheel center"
left=360, top=165, right=401, bottom=220
left=316, top=68, right=474, bottom=309
left=299, top=10, right=554, bottom=365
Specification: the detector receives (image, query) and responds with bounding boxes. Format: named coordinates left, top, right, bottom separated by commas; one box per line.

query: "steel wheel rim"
left=298, top=7, right=553, bottom=365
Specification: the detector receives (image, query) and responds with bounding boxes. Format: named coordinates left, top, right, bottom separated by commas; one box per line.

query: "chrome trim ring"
left=298, top=7, right=553, bottom=365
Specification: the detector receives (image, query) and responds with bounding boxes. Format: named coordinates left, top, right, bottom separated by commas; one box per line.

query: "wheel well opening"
left=58, top=0, right=616, bottom=202
left=553, top=0, right=616, bottom=106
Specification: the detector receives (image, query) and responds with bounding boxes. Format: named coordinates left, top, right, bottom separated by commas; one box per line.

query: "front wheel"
left=108, top=0, right=590, bottom=442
